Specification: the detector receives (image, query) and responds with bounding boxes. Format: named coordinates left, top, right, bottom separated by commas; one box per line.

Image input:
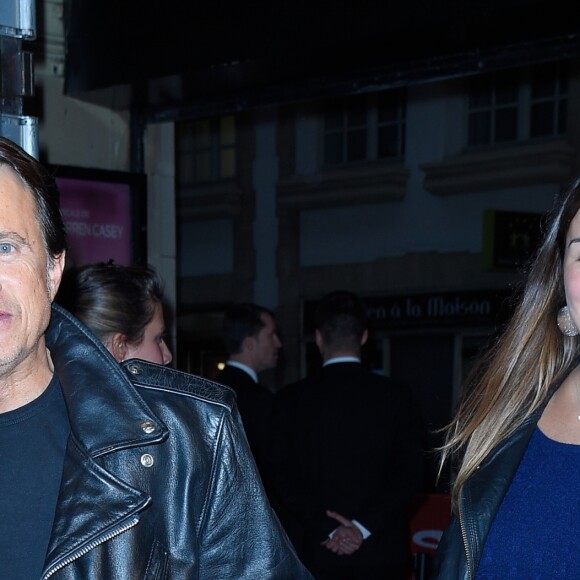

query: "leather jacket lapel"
left=41, top=306, right=168, bottom=577
left=459, top=415, right=537, bottom=576
left=42, top=434, right=151, bottom=578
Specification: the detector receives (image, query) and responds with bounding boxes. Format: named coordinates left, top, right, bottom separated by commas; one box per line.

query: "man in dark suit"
left=272, top=291, right=424, bottom=580
left=216, top=303, right=282, bottom=502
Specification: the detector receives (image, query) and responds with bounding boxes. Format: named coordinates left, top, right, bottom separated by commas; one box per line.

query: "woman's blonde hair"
left=441, top=179, right=580, bottom=511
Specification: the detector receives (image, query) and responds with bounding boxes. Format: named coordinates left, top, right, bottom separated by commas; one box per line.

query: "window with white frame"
left=467, top=62, right=568, bottom=147
left=176, top=115, right=236, bottom=186
left=529, top=62, right=568, bottom=138
left=322, top=89, right=406, bottom=166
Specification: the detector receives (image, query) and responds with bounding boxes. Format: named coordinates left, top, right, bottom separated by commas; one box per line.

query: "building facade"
left=23, top=0, right=580, bottom=486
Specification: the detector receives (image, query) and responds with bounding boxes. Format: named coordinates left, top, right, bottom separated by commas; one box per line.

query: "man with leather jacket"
left=0, top=136, right=311, bottom=578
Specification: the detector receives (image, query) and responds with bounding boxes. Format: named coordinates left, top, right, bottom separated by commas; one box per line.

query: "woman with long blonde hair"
left=432, top=179, right=580, bottom=579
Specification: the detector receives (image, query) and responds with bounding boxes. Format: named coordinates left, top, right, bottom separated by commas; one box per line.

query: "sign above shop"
left=303, top=289, right=514, bottom=333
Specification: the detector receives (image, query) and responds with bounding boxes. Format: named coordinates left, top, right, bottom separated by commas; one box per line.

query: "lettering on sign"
left=65, top=222, right=124, bottom=239
left=305, top=290, right=511, bottom=331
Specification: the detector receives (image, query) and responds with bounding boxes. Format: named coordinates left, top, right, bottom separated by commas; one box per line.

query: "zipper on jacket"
left=458, top=495, right=474, bottom=580
left=42, top=516, right=140, bottom=579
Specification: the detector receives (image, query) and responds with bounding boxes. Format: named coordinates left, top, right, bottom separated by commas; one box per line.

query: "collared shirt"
left=226, top=360, right=258, bottom=383
left=323, top=356, right=361, bottom=367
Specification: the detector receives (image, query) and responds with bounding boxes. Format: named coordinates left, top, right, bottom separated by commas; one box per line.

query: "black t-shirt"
left=0, top=374, right=70, bottom=579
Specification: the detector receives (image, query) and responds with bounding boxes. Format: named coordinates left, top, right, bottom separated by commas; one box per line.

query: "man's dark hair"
left=315, top=291, right=368, bottom=350
left=222, top=303, right=275, bottom=355
left=0, top=136, right=67, bottom=262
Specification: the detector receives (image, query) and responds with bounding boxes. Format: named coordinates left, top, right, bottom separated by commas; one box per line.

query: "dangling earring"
left=557, top=305, right=579, bottom=336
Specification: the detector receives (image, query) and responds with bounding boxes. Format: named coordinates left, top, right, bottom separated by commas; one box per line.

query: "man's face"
left=251, top=313, right=282, bottom=373
left=0, top=166, right=64, bottom=377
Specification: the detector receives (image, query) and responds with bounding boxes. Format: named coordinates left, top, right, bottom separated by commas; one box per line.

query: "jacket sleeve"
left=271, top=381, right=425, bottom=543
left=269, top=386, right=325, bottom=544
left=354, top=385, right=425, bottom=534
left=197, top=404, right=312, bottom=580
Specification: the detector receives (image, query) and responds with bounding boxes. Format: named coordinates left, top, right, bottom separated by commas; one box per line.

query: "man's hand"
left=321, top=510, right=363, bottom=555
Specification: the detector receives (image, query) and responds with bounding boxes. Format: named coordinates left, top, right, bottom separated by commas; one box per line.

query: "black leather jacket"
left=431, top=375, right=568, bottom=580
left=40, top=305, right=312, bottom=579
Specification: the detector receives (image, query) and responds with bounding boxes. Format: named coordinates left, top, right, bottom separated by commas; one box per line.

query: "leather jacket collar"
left=45, top=304, right=169, bottom=457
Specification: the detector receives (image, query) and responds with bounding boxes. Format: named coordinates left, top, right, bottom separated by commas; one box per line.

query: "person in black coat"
left=215, top=303, right=282, bottom=504
left=272, top=291, right=424, bottom=580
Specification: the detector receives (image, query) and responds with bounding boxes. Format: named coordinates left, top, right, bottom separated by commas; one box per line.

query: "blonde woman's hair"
left=440, top=179, right=580, bottom=511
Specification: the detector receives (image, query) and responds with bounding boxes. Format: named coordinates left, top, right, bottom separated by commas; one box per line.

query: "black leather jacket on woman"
left=40, top=305, right=312, bottom=579
left=431, top=375, right=566, bottom=580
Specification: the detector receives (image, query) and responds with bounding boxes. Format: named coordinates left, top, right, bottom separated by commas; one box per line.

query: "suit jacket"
left=271, top=362, right=424, bottom=572
left=215, top=365, right=276, bottom=497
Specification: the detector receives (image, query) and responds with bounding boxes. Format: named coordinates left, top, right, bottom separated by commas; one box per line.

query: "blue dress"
left=476, top=427, right=580, bottom=579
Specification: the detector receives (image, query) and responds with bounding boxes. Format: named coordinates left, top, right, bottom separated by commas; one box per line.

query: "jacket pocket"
left=144, top=539, right=169, bottom=580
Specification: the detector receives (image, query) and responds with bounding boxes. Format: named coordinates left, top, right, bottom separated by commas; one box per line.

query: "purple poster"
left=57, top=177, right=133, bottom=266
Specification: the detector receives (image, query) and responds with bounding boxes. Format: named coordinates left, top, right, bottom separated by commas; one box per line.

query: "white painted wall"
left=299, top=184, right=556, bottom=266
left=297, top=82, right=558, bottom=267
left=253, top=107, right=279, bottom=308
left=179, top=219, right=234, bottom=276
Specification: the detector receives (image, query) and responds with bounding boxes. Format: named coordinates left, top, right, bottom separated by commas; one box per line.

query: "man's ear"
left=109, top=332, right=129, bottom=363
left=360, top=329, right=369, bottom=346
left=48, top=252, right=66, bottom=301
left=242, top=334, right=256, bottom=353
left=315, top=329, right=323, bottom=350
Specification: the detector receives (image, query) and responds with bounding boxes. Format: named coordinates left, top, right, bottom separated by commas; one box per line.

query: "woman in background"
left=57, top=262, right=172, bottom=366
left=433, top=180, right=580, bottom=579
